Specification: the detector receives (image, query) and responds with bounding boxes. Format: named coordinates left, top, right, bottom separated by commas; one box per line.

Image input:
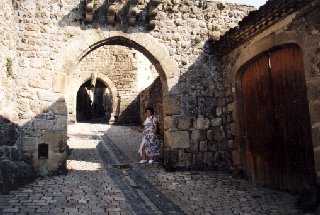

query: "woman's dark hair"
left=145, top=107, right=155, bottom=115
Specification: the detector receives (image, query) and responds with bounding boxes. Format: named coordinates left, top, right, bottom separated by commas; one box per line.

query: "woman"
left=138, top=107, right=160, bottom=164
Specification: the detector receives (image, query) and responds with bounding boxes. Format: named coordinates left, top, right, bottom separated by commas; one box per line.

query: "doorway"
left=76, top=79, right=113, bottom=123
left=237, top=44, right=316, bottom=191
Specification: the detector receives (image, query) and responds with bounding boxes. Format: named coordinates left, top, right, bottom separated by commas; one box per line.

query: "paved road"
left=0, top=123, right=312, bottom=215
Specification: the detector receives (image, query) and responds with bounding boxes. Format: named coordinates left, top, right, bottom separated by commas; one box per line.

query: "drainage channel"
left=97, top=135, right=185, bottom=215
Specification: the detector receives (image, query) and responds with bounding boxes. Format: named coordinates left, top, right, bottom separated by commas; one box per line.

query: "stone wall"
left=0, top=0, right=35, bottom=194
left=149, top=1, right=252, bottom=170
left=0, top=0, right=253, bottom=175
left=219, top=1, right=320, bottom=177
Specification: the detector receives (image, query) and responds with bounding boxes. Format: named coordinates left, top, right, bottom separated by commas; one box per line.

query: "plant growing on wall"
left=93, top=0, right=97, bottom=8
left=84, top=0, right=97, bottom=22
left=5, top=57, right=14, bottom=78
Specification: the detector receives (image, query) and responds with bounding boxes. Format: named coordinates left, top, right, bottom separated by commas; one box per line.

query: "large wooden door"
left=238, top=44, right=316, bottom=191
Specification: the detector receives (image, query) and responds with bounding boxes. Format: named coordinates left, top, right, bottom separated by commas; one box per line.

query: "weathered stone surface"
left=0, top=159, right=35, bottom=194
left=211, top=118, right=222, bottom=127
left=191, top=129, right=206, bottom=143
left=195, top=117, right=210, bottom=129
left=37, top=91, right=59, bottom=102
left=0, top=117, right=18, bottom=146
left=164, top=116, right=176, bottom=130
left=49, top=99, right=67, bottom=115
left=53, top=74, right=66, bottom=93
left=165, top=130, right=190, bottom=148
left=177, top=117, right=192, bottom=130
left=310, top=100, right=320, bottom=124
left=312, top=123, right=320, bottom=147
left=207, top=129, right=215, bottom=141
left=199, top=140, right=207, bottom=152
left=163, top=96, right=181, bottom=115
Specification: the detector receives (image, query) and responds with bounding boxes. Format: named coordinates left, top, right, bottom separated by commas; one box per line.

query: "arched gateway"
left=60, top=32, right=178, bottom=123
left=53, top=32, right=179, bottom=166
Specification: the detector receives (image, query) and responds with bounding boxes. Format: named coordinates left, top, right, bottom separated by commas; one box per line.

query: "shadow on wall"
left=162, top=39, right=233, bottom=171
left=0, top=98, right=68, bottom=194
left=115, top=96, right=140, bottom=125
left=114, top=77, right=163, bottom=128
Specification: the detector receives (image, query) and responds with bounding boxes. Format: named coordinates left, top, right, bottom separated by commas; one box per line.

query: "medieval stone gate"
left=1, top=0, right=320, bottom=195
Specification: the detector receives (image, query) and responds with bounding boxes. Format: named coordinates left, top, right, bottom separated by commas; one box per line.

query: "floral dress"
left=138, top=116, right=160, bottom=157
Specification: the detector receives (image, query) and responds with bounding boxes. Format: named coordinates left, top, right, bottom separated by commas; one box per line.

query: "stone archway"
left=56, top=32, right=179, bottom=165
left=60, top=32, right=179, bottom=123
left=66, top=72, right=118, bottom=124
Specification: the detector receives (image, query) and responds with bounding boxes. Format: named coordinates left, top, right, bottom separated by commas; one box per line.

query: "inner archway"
left=76, top=79, right=113, bottom=123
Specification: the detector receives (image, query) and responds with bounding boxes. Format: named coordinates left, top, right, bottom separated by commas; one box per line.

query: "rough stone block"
left=191, top=129, right=206, bottom=143
left=216, top=107, right=223, bottom=116
left=213, top=127, right=225, bottom=142
left=228, top=140, right=234, bottom=149
left=203, top=152, right=213, bottom=166
left=190, top=141, right=199, bottom=153
left=307, top=78, right=320, bottom=101
left=312, top=123, right=320, bottom=148
left=164, top=116, right=176, bottom=130
left=177, top=117, right=192, bottom=130
left=232, top=149, right=241, bottom=167
left=195, top=117, right=210, bottom=129
left=310, top=100, right=320, bottom=124
left=207, top=129, right=214, bottom=141
left=50, top=99, right=67, bottom=115
left=207, top=141, right=217, bottom=152
left=199, top=140, right=207, bottom=152
left=37, top=90, right=58, bottom=102
left=29, top=79, right=51, bottom=90
left=163, top=96, right=181, bottom=115
left=33, top=119, right=55, bottom=130
left=54, top=116, right=67, bottom=131
left=165, top=130, right=190, bottom=148
left=0, top=118, right=18, bottom=146
left=230, top=122, right=236, bottom=134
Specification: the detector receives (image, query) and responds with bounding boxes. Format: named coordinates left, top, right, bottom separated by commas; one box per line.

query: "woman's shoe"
left=139, top=160, right=147, bottom=164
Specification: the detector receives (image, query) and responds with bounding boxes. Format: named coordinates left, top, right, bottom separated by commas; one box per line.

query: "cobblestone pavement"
left=0, top=123, right=314, bottom=215
left=104, top=125, right=312, bottom=215
left=0, top=124, right=134, bottom=215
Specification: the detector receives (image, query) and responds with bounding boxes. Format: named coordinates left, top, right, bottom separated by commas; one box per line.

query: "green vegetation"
left=5, top=57, right=14, bottom=78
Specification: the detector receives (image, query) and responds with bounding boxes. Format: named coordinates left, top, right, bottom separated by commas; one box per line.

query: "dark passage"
left=76, top=79, right=113, bottom=123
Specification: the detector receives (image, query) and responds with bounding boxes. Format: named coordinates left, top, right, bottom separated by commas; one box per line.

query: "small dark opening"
left=38, top=143, right=48, bottom=159
left=76, top=79, right=113, bottom=123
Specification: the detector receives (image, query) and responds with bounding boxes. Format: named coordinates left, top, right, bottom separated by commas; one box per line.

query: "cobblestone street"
left=0, top=124, right=312, bottom=214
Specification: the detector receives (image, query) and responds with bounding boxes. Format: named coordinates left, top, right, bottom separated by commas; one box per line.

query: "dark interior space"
left=76, top=79, right=113, bottom=123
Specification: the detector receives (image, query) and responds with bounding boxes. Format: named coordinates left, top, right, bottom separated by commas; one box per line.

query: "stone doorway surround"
left=223, top=29, right=319, bottom=185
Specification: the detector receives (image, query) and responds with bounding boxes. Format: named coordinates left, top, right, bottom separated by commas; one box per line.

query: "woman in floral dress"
left=138, top=107, right=160, bottom=164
